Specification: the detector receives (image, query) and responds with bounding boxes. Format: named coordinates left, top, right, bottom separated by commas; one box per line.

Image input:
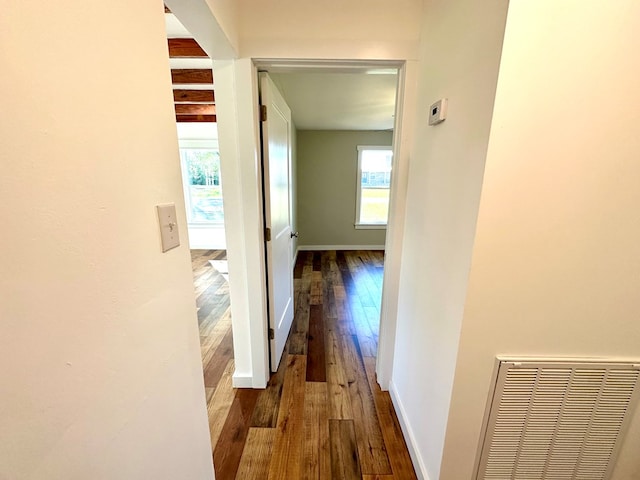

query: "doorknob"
left=290, top=231, right=299, bottom=238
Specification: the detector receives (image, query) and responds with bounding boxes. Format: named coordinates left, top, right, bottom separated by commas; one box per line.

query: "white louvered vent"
left=475, top=359, right=640, bottom=480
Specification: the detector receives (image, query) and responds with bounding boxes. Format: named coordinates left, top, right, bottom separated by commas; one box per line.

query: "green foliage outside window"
left=185, top=150, right=220, bottom=186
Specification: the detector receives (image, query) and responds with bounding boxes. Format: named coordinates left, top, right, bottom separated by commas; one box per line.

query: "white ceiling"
left=166, top=13, right=397, bottom=131
left=270, top=72, right=398, bottom=131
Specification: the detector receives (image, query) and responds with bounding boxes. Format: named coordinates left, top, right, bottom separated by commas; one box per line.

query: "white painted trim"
left=389, top=380, right=430, bottom=480
left=354, top=224, right=387, bottom=230
left=293, top=246, right=300, bottom=267
left=376, top=60, right=417, bottom=389
left=214, top=59, right=270, bottom=390
left=298, top=245, right=385, bottom=251
left=223, top=58, right=411, bottom=392
left=164, top=0, right=237, bottom=59
left=253, top=58, right=404, bottom=73
left=232, top=373, right=254, bottom=388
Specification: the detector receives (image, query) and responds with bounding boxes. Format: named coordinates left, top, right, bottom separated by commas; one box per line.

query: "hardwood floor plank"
left=267, top=355, right=307, bottom=480
left=196, top=276, right=228, bottom=319
left=310, top=271, right=323, bottom=305
left=325, top=328, right=354, bottom=420
left=294, top=251, right=306, bottom=279
left=321, top=251, right=339, bottom=319
left=329, top=419, right=363, bottom=480
left=303, top=382, right=331, bottom=480
left=334, top=294, right=357, bottom=336
left=194, top=268, right=217, bottom=297
left=251, top=348, right=290, bottom=428
left=214, top=388, right=261, bottom=480
left=301, top=263, right=313, bottom=292
left=289, top=292, right=310, bottom=355
left=363, top=305, right=381, bottom=344
left=340, top=335, right=391, bottom=475
left=199, top=301, right=229, bottom=335
left=235, top=427, right=276, bottom=480
left=205, top=387, right=215, bottom=404
left=348, top=293, right=378, bottom=357
left=207, top=359, right=236, bottom=450
left=357, top=252, right=382, bottom=304
left=313, top=252, right=322, bottom=271
left=306, top=304, right=327, bottom=382
left=203, top=327, right=234, bottom=388
left=336, top=251, right=357, bottom=296
left=200, top=308, right=232, bottom=363
left=364, top=357, right=418, bottom=480
left=190, top=249, right=416, bottom=480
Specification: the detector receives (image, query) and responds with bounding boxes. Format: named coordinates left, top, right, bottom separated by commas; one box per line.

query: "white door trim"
left=216, top=57, right=414, bottom=390
left=376, top=61, right=417, bottom=389
left=214, top=59, right=271, bottom=389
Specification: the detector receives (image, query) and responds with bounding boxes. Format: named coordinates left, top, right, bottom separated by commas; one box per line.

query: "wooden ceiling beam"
left=168, top=38, right=208, bottom=58
left=171, top=69, right=213, bottom=84
left=174, top=104, right=216, bottom=115
left=176, top=114, right=217, bottom=123
left=173, top=89, right=215, bottom=103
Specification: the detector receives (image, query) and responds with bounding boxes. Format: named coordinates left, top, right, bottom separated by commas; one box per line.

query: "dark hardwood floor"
left=190, top=249, right=417, bottom=480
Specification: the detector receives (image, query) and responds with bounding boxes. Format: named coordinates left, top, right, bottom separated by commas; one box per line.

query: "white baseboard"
left=389, top=380, right=430, bottom=480
left=297, top=244, right=385, bottom=251
left=232, top=373, right=254, bottom=388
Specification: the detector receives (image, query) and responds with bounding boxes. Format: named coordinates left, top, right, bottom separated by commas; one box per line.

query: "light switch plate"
left=157, top=203, right=180, bottom=252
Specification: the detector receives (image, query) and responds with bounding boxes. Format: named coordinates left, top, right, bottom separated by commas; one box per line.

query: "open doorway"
left=214, top=65, right=416, bottom=479
left=163, top=6, right=236, bottom=464
left=260, top=66, right=399, bottom=368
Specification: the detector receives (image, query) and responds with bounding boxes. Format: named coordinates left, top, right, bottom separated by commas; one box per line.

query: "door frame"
left=251, top=58, right=411, bottom=389
left=213, top=57, right=414, bottom=389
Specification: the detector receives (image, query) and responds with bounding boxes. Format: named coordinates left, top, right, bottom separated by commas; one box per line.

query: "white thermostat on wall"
left=428, top=98, right=448, bottom=125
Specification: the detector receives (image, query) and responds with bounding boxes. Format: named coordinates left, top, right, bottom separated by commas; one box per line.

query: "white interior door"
left=260, top=72, right=295, bottom=372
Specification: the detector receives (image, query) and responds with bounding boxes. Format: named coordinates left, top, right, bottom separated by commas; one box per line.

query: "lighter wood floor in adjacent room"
left=190, top=249, right=417, bottom=480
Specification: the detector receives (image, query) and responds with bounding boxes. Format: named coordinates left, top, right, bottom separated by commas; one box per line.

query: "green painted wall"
left=296, top=130, right=392, bottom=248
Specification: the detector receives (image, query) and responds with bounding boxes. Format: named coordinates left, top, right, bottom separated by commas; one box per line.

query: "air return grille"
left=475, top=359, right=640, bottom=480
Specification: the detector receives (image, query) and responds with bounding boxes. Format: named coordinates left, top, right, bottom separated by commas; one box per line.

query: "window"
left=355, top=146, right=393, bottom=228
left=179, top=143, right=224, bottom=224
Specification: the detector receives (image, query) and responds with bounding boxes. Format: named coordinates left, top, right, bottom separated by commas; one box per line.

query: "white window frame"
left=355, top=145, right=393, bottom=229
left=178, top=139, right=223, bottom=226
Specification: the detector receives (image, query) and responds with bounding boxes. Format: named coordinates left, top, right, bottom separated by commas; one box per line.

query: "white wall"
left=390, top=0, right=509, bottom=478
left=296, top=130, right=392, bottom=248
left=204, top=0, right=239, bottom=51
left=0, top=1, right=214, bottom=479
left=440, top=3, right=640, bottom=479
left=236, top=0, right=423, bottom=60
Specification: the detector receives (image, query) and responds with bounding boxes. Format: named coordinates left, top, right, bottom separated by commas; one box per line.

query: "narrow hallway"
left=191, top=250, right=416, bottom=480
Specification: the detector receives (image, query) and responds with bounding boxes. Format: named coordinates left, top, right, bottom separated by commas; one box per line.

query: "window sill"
left=354, top=223, right=387, bottom=230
